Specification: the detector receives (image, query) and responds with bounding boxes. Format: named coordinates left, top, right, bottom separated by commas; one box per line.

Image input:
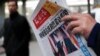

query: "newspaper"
left=27, top=0, right=96, bottom=56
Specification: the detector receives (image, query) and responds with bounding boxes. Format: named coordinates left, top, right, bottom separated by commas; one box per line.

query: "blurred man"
left=62, top=13, right=100, bottom=56
left=3, top=1, right=31, bottom=56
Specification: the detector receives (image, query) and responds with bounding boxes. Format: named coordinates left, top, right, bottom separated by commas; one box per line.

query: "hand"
left=62, top=13, right=96, bottom=39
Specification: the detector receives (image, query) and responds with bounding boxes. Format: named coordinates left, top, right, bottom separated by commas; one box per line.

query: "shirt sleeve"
left=87, top=23, right=100, bottom=48
left=87, top=23, right=100, bottom=56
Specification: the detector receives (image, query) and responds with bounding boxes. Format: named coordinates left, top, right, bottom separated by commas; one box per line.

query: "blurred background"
left=0, top=0, right=100, bottom=56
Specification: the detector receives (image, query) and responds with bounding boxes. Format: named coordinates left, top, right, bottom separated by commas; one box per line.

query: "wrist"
left=84, top=22, right=96, bottom=39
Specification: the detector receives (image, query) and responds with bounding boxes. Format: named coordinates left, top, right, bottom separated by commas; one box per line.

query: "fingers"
left=71, top=27, right=82, bottom=35
left=67, top=20, right=79, bottom=31
left=62, top=13, right=83, bottom=35
left=61, top=13, right=79, bottom=21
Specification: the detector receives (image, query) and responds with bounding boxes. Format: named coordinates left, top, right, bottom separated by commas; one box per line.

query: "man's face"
left=8, top=1, right=17, bottom=13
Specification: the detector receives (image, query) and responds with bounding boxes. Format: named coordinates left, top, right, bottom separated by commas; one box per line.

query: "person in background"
left=2, top=0, right=31, bottom=56
left=62, top=13, right=100, bottom=56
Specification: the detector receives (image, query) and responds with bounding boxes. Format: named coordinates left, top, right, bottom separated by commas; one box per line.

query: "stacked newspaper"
left=27, top=0, right=96, bottom=56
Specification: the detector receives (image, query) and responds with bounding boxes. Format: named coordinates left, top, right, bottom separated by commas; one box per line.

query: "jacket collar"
left=10, top=11, right=19, bottom=20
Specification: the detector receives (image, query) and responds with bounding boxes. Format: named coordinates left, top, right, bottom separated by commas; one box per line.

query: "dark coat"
left=88, top=23, right=100, bottom=56
left=3, top=12, right=31, bottom=56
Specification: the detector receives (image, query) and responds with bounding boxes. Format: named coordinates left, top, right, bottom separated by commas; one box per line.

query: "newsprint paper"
left=27, top=0, right=96, bottom=56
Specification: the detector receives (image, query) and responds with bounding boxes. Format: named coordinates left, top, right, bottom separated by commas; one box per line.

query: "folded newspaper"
left=27, top=0, right=96, bottom=56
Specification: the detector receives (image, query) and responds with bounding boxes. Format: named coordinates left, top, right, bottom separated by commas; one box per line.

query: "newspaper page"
left=48, top=0, right=67, bottom=8
left=27, top=0, right=96, bottom=56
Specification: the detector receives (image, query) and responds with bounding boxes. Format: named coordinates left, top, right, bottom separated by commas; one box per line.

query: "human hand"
left=62, top=13, right=96, bottom=39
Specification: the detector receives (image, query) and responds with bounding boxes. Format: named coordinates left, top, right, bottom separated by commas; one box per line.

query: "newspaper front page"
left=27, top=0, right=96, bottom=56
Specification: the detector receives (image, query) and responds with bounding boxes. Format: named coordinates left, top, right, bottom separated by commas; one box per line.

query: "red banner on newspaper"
left=33, top=8, right=51, bottom=29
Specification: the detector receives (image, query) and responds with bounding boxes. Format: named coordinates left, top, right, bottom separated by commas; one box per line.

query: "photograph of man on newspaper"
left=48, top=25, right=79, bottom=56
